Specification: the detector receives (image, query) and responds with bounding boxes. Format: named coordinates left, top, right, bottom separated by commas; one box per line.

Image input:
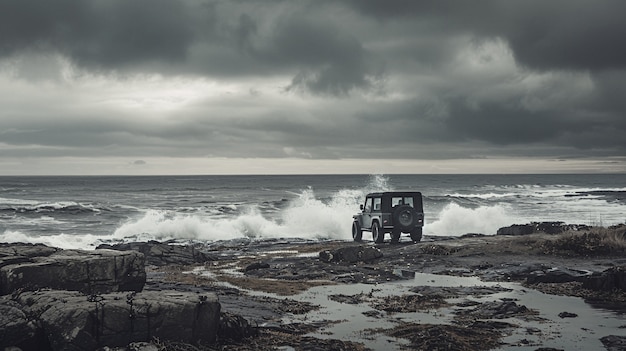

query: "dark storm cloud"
left=1, top=0, right=626, bottom=167
left=3, top=1, right=626, bottom=76
left=342, top=0, right=626, bottom=71
left=0, top=0, right=195, bottom=69
left=269, top=17, right=381, bottom=95
left=0, top=0, right=379, bottom=95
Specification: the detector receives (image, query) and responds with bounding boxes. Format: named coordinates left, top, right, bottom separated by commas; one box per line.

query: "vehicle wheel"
left=393, top=205, right=419, bottom=232
left=391, top=229, right=401, bottom=244
left=372, top=222, right=384, bottom=244
left=352, top=221, right=363, bottom=242
left=410, top=227, right=423, bottom=242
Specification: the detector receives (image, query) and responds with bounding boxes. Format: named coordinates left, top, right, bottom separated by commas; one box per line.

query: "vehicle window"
left=391, top=197, right=403, bottom=207
left=373, top=197, right=381, bottom=211
left=404, top=197, right=414, bottom=207
left=364, top=198, right=372, bottom=212
left=391, top=196, right=414, bottom=207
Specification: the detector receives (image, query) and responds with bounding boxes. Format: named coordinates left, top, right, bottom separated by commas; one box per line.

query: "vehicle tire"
left=393, top=205, right=419, bottom=232
left=372, top=222, right=384, bottom=244
left=352, top=221, right=363, bottom=242
left=410, top=227, right=423, bottom=242
left=391, top=229, right=401, bottom=244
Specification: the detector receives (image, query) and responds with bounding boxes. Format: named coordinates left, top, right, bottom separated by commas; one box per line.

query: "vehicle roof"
left=365, top=191, right=422, bottom=197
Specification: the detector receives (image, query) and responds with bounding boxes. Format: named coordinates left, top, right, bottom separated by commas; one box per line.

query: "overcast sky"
left=1, top=0, right=625, bottom=175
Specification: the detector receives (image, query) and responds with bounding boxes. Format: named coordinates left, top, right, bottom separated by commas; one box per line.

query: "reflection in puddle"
left=284, top=273, right=626, bottom=351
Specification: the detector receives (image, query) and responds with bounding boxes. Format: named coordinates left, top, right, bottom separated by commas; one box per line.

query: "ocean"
left=1, top=174, right=625, bottom=250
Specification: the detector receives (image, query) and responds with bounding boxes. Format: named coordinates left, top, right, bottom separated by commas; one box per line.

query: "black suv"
left=352, top=192, right=424, bottom=243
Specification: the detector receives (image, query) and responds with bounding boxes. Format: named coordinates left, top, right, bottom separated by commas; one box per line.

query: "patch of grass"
left=541, top=225, right=626, bottom=257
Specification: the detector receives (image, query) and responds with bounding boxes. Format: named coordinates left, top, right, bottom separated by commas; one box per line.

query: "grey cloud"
left=0, top=0, right=196, bottom=70
left=341, top=0, right=626, bottom=71
left=501, top=2, right=626, bottom=71
left=0, top=0, right=381, bottom=95
left=246, top=13, right=382, bottom=95
left=4, top=1, right=626, bottom=76
left=1, top=0, right=626, bottom=165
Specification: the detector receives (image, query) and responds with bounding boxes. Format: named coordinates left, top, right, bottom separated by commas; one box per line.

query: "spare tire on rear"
left=393, top=205, right=419, bottom=232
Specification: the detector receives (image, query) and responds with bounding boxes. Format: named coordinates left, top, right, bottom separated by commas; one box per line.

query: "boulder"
left=601, top=335, right=626, bottom=351
left=496, top=224, right=535, bottom=236
left=244, top=262, right=270, bottom=271
left=97, top=241, right=215, bottom=266
left=526, top=267, right=590, bottom=284
left=0, top=248, right=146, bottom=295
left=582, top=266, right=626, bottom=291
left=2, top=290, right=220, bottom=351
left=218, top=312, right=257, bottom=341
left=0, top=300, right=42, bottom=350
left=319, top=246, right=383, bottom=263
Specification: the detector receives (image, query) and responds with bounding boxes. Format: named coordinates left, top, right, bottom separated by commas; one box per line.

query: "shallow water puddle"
left=282, top=273, right=626, bottom=351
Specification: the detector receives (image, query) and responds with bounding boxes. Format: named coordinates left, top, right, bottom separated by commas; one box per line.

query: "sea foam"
left=426, top=203, right=517, bottom=236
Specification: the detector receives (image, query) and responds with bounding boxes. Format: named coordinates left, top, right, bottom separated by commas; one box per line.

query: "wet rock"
left=329, top=292, right=369, bottom=305
left=497, top=224, right=535, bottom=235
left=601, top=335, right=626, bottom=351
left=410, top=285, right=513, bottom=298
left=332, top=272, right=366, bottom=284
left=0, top=243, right=59, bottom=264
left=456, top=300, right=535, bottom=319
left=385, top=322, right=503, bottom=351
left=420, top=244, right=459, bottom=255
left=362, top=310, right=383, bottom=318
left=244, top=262, right=270, bottom=271
left=218, top=312, right=257, bottom=341
left=3, top=289, right=220, bottom=351
left=497, top=222, right=589, bottom=235
left=527, top=267, right=590, bottom=284
left=0, top=247, right=145, bottom=295
left=558, top=311, right=578, bottom=318
left=319, top=246, right=382, bottom=263
left=0, top=300, right=41, bottom=350
left=371, top=294, right=449, bottom=313
left=582, top=266, right=626, bottom=291
left=97, top=241, right=215, bottom=266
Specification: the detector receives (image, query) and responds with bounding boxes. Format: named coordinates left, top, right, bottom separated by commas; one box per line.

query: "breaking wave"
left=4, top=174, right=623, bottom=250
left=0, top=198, right=104, bottom=214
left=110, top=174, right=394, bottom=243
left=426, top=203, right=517, bottom=236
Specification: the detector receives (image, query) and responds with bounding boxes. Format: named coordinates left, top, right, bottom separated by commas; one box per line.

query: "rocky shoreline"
left=1, top=222, right=626, bottom=350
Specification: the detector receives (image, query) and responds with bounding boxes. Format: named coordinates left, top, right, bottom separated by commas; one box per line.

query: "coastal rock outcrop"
left=97, top=241, right=215, bottom=266
left=0, top=246, right=146, bottom=295
left=582, top=266, right=626, bottom=292
left=0, top=300, right=41, bottom=349
left=497, top=222, right=590, bottom=235
left=1, top=290, right=220, bottom=351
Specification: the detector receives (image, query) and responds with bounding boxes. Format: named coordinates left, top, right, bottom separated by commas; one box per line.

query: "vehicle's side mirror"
left=360, top=204, right=364, bottom=211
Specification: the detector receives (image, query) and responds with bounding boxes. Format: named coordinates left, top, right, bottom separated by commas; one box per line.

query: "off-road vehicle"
left=352, top=192, right=424, bottom=243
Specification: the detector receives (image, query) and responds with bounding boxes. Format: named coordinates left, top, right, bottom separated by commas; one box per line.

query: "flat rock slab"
left=0, top=243, right=59, bottom=266
left=98, top=241, right=216, bottom=266
left=0, top=246, right=146, bottom=295
left=3, top=290, right=220, bottom=351
left=319, top=245, right=383, bottom=263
